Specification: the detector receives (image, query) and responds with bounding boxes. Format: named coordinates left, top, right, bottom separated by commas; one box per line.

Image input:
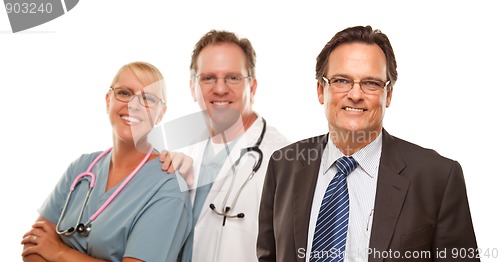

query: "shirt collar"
left=322, top=132, right=383, bottom=178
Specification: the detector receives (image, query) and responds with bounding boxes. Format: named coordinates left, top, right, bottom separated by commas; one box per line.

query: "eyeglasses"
left=322, top=76, right=390, bottom=95
left=196, top=73, right=251, bottom=88
left=110, top=87, right=165, bottom=108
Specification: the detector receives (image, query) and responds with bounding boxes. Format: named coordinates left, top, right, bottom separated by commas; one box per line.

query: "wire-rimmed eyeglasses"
left=196, top=73, right=252, bottom=87
left=110, top=87, right=165, bottom=108
left=322, top=76, right=390, bottom=95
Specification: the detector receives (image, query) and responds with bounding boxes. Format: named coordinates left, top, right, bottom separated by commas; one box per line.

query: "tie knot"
left=335, top=156, right=358, bottom=176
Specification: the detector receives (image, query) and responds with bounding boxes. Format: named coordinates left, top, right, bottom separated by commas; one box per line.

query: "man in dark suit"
left=257, top=25, right=479, bottom=262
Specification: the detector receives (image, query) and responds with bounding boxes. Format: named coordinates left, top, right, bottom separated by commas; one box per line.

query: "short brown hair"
left=316, top=25, right=398, bottom=89
left=190, top=30, right=256, bottom=78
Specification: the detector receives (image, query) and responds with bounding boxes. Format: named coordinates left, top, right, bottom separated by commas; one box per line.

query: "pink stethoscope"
left=56, top=146, right=153, bottom=237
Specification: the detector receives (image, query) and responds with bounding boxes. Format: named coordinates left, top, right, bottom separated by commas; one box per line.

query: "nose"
left=127, top=94, right=142, bottom=109
left=212, top=79, right=229, bottom=95
left=347, top=82, right=364, bottom=102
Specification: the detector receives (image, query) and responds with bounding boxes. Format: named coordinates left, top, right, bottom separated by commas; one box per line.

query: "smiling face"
left=106, top=68, right=166, bottom=148
left=190, top=43, right=257, bottom=134
left=317, top=42, right=392, bottom=144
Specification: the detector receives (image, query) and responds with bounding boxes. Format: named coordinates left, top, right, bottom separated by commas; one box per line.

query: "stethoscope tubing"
left=211, top=118, right=266, bottom=219
left=70, top=172, right=96, bottom=190
left=56, top=148, right=112, bottom=236
left=90, top=146, right=152, bottom=221
left=56, top=146, right=153, bottom=236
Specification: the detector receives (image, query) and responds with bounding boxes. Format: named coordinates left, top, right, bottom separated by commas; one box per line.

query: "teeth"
left=345, top=107, right=364, bottom=112
left=121, top=116, right=141, bottom=123
left=212, top=101, right=230, bottom=105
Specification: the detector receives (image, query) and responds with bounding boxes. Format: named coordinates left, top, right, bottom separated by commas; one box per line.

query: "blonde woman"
left=21, top=62, right=192, bottom=262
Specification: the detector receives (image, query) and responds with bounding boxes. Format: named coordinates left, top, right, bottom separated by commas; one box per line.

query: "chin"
left=337, top=120, right=363, bottom=131
left=116, top=129, right=148, bottom=145
left=207, top=109, right=242, bottom=133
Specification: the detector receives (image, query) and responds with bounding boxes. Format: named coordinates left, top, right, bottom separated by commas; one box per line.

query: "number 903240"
left=5, top=2, right=53, bottom=14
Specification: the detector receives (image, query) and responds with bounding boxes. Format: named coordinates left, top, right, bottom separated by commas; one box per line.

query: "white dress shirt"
left=306, top=133, right=382, bottom=262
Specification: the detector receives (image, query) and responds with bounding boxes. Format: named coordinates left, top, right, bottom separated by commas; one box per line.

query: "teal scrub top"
left=39, top=150, right=193, bottom=262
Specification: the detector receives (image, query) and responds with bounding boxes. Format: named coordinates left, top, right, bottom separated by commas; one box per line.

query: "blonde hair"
left=110, top=61, right=167, bottom=103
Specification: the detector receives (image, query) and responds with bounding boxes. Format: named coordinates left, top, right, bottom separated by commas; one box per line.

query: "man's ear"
left=249, top=78, right=257, bottom=103
left=190, top=79, right=197, bottom=102
left=385, top=86, right=393, bottom=108
left=317, top=81, right=325, bottom=105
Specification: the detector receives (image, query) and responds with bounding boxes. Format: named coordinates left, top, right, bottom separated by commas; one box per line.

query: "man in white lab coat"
left=162, top=30, right=289, bottom=262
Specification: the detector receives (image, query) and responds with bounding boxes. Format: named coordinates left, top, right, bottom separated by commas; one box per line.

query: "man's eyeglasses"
left=110, top=87, right=164, bottom=108
left=322, top=76, right=390, bottom=95
left=196, top=73, right=251, bottom=88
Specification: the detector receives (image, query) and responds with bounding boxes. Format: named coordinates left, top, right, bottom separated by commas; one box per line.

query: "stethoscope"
left=209, top=118, right=266, bottom=226
left=56, top=146, right=153, bottom=237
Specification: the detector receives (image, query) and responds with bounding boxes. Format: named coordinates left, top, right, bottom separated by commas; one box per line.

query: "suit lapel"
left=293, top=134, right=328, bottom=262
left=369, top=130, right=409, bottom=262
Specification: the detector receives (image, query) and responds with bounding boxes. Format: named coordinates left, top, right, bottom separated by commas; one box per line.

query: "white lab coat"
left=186, top=116, right=289, bottom=262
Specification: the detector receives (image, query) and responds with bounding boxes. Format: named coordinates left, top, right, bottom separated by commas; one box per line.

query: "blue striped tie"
left=310, top=156, right=358, bottom=262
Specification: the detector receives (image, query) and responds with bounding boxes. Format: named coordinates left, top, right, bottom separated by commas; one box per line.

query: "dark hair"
left=190, top=30, right=256, bottom=78
left=316, top=25, right=397, bottom=89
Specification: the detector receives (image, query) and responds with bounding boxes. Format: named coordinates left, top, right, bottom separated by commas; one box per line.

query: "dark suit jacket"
left=257, top=130, right=479, bottom=262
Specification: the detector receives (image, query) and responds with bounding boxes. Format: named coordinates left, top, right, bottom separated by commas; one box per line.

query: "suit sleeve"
left=433, top=161, right=480, bottom=261
left=257, top=155, right=277, bottom=262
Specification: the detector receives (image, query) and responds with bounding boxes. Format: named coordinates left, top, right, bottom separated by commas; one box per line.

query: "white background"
left=1, top=0, right=499, bottom=260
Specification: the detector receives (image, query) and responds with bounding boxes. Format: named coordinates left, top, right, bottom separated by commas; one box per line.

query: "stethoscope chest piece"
left=76, top=223, right=91, bottom=237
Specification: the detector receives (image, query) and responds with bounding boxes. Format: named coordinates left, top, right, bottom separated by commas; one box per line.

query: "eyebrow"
left=328, top=74, right=385, bottom=82
left=114, top=86, right=134, bottom=91
left=198, top=72, right=244, bottom=76
left=114, top=86, right=162, bottom=97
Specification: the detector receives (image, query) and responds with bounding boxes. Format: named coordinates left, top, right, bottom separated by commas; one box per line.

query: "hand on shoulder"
left=159, top=150, right=194, bottom=186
